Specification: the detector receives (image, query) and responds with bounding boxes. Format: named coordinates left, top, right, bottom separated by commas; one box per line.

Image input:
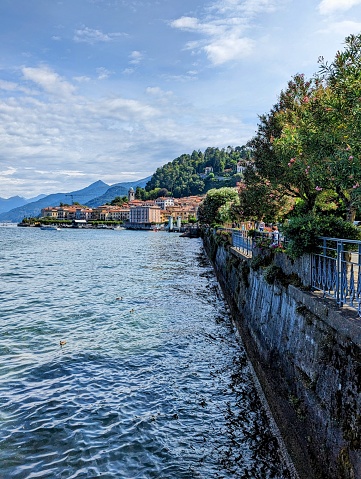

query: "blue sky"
left=1, top=0, right=361, bottom=198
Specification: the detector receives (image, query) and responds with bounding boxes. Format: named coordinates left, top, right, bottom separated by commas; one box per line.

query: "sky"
left=1, top=0, right=361, bottom=198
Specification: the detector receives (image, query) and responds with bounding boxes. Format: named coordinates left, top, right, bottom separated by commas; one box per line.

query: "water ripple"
left=0, top=229, right=292, bottom=478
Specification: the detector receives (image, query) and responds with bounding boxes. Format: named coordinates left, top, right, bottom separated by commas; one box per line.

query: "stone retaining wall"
left=203, top=232, right=361, bottom=479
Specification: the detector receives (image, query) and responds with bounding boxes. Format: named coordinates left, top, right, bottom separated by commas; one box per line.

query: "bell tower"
left=128, top=187, right=135, bottom=202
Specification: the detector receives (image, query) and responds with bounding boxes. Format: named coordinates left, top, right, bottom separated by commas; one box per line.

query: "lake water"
left=0, top=226, right=293, bottom=478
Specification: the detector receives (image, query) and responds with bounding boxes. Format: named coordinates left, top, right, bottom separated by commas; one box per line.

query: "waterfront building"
left=155, top=197, right=174, bottom=209
left=166, top=205, right=195, bottom=223
left=92, top=205, right=130, bottom=221
left=129, top=205, right=161, bottom=224
left=41, top=207, right=59, bottom=218
left=41, top=205, right=93, bottom=220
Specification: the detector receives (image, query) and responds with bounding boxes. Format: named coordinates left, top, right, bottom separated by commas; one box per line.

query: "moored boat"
left=40, top=225, right=61, bottom=231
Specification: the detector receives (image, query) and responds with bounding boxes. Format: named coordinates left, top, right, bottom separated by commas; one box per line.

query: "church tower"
left=128, top=187, right=135, bottom=202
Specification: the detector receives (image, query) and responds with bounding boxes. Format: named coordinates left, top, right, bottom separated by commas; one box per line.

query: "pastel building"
left=129, top=205, right=161, bottom=224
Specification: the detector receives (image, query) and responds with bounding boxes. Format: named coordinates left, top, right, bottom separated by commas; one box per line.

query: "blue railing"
left=312, top=237, right=361, bottom=316
left=216, top=227, right=361, bottom=316
left=231, top=230, right=254, bottom=255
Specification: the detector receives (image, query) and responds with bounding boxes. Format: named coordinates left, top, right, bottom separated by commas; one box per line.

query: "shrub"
left=215, top=229, right=232, bottom=246
left=263, top=264, right=283, bottom=284
left=283, top=215, right=361, bottom=258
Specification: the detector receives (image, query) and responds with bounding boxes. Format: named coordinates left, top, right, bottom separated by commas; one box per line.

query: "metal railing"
left=312, top=237, right=361, bottom=316
left=231, top=229, right=254, bottom=255
left=215, top=227, right=361, bottom=316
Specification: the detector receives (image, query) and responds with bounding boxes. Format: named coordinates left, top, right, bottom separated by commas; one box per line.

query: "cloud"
left=56, top=170, right=87, bottom=177
left=318, top=0, right=361, bottom=15
left=0, top=62, right=249, bottom=197
left=317, top=19, right=361, bottom=35
left=101, top=97, right=159, bottom=120
left=0, top=167, right=17, bottom=176
left=212, top=0, right=280, bottom=16
left=170, top=0, right=283, bottom=65
left=73, top=26, right=126, bottom=44
left=146, top=86, right=172, bottom=96
left=0, top=80, right=18, bottom=91
left=22, top=66, right=76, bottom=98
left=204, top=36, right=255, bottom=64
left=170, top=16, right=200, bottom=30
left=129, top=50, right=143, bottom=65
left=96, top=67, right=113, bottom=80
left=73, top=76, right=91, bottom=83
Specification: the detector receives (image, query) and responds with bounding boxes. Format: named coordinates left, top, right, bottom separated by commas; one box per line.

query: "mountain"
left=85, top=176, right=152, bottom=207
left=0, top=180, right=110, bottom=223
left=0, top=194, right=47, bottom=214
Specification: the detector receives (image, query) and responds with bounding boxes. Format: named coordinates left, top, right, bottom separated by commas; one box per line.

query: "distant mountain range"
left=0, top=194, right=46, bottom=214
left=85, top=179, right=150, bottom=207
left=0, top=177, right=151, bottom=223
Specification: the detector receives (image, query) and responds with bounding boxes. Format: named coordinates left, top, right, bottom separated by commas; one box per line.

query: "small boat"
left=40, top=225, right=61, bottom=231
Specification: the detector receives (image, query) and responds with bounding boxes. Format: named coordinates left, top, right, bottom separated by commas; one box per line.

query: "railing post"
left=336, top=240, right=342, bottom=305
left=358, top=243, right=361, bottom=315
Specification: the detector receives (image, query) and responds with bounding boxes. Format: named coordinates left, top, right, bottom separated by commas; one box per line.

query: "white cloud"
left=101, top=97, right=159, bottom=120
left=318, top=19, right=361, bottom=35
left=204, top=36, right=255, bottom=64
left=0, top=62, right=250, bottom=197
left=0, top=80, right=18, bottom=91
left=0, top=167, right=17, bottom=176
left=73, top=26, right=126, bottom=44
left=73, top=76, right=91, bottom=83
left=96, top=67, right=113, bottom=80
left=212, top=0, right=280, bottom=16
left=170, top=16, right=200, bottom=30
left=170, top=0, right=285, bottom=65
left=146, top=86, right=172, bottom=96
left=56, top=170, right=87, bottom=177
left=318, top=0, right=361, bottom=15
left=22, top=66, right=76, bottom=98
left=129, top=51, right=143, bottom=65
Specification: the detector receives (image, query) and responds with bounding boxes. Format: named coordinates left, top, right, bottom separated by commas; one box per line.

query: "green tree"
left=110, top=196, right=128, bottom=206
left=198, top=187, right=239, bottom=225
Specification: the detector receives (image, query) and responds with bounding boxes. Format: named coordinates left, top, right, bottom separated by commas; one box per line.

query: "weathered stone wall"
left=203, top=232, right=361, bottom=479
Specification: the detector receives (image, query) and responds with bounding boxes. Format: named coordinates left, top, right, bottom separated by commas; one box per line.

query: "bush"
left=215, top=229, right=232, bottom=246
left=283, top=215, right=361, bottom=258
left=247, top=229, right=257, bottom=239
left=263, top=265, right=283, bottom=284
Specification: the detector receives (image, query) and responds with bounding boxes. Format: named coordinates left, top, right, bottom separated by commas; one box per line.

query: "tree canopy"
left=143, top=146, right=250, bottom=198
left=240, top=33, right=361, bottom=223
left=197, top=187, right=239, bottom=225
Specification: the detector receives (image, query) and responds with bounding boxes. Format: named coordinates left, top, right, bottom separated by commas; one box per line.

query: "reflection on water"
left=0, top=228, right=292, bottom=478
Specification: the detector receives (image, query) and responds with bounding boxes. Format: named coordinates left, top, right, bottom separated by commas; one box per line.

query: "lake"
left=0, top=226, right=293, bottom=478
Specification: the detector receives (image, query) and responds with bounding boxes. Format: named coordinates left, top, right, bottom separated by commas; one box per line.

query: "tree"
left=110, top=196, right=128, bottom=206
left=247, top=32, right=361, bottom=224
left=198, top=187, right=239, bottom=225
left=238, top=168, right=292, bottom=222
left=247, top=73, right=321, bottom=213
left=316, top=33, right=361, bottom=220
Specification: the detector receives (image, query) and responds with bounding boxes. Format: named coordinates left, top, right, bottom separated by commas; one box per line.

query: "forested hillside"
left=143, top=146, right=250, bottom=198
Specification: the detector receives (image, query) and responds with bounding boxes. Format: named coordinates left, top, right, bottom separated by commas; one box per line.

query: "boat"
left=40, top=225, right=61, bottom=231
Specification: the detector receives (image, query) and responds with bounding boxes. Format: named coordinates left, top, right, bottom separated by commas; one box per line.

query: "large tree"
left=245, top=34, right=361, bottom=222
left=198, top=187, right=239, bottom=225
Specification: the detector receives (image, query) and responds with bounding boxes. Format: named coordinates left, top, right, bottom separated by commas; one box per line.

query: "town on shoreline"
left=18, top=187, right=203, bottom=232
